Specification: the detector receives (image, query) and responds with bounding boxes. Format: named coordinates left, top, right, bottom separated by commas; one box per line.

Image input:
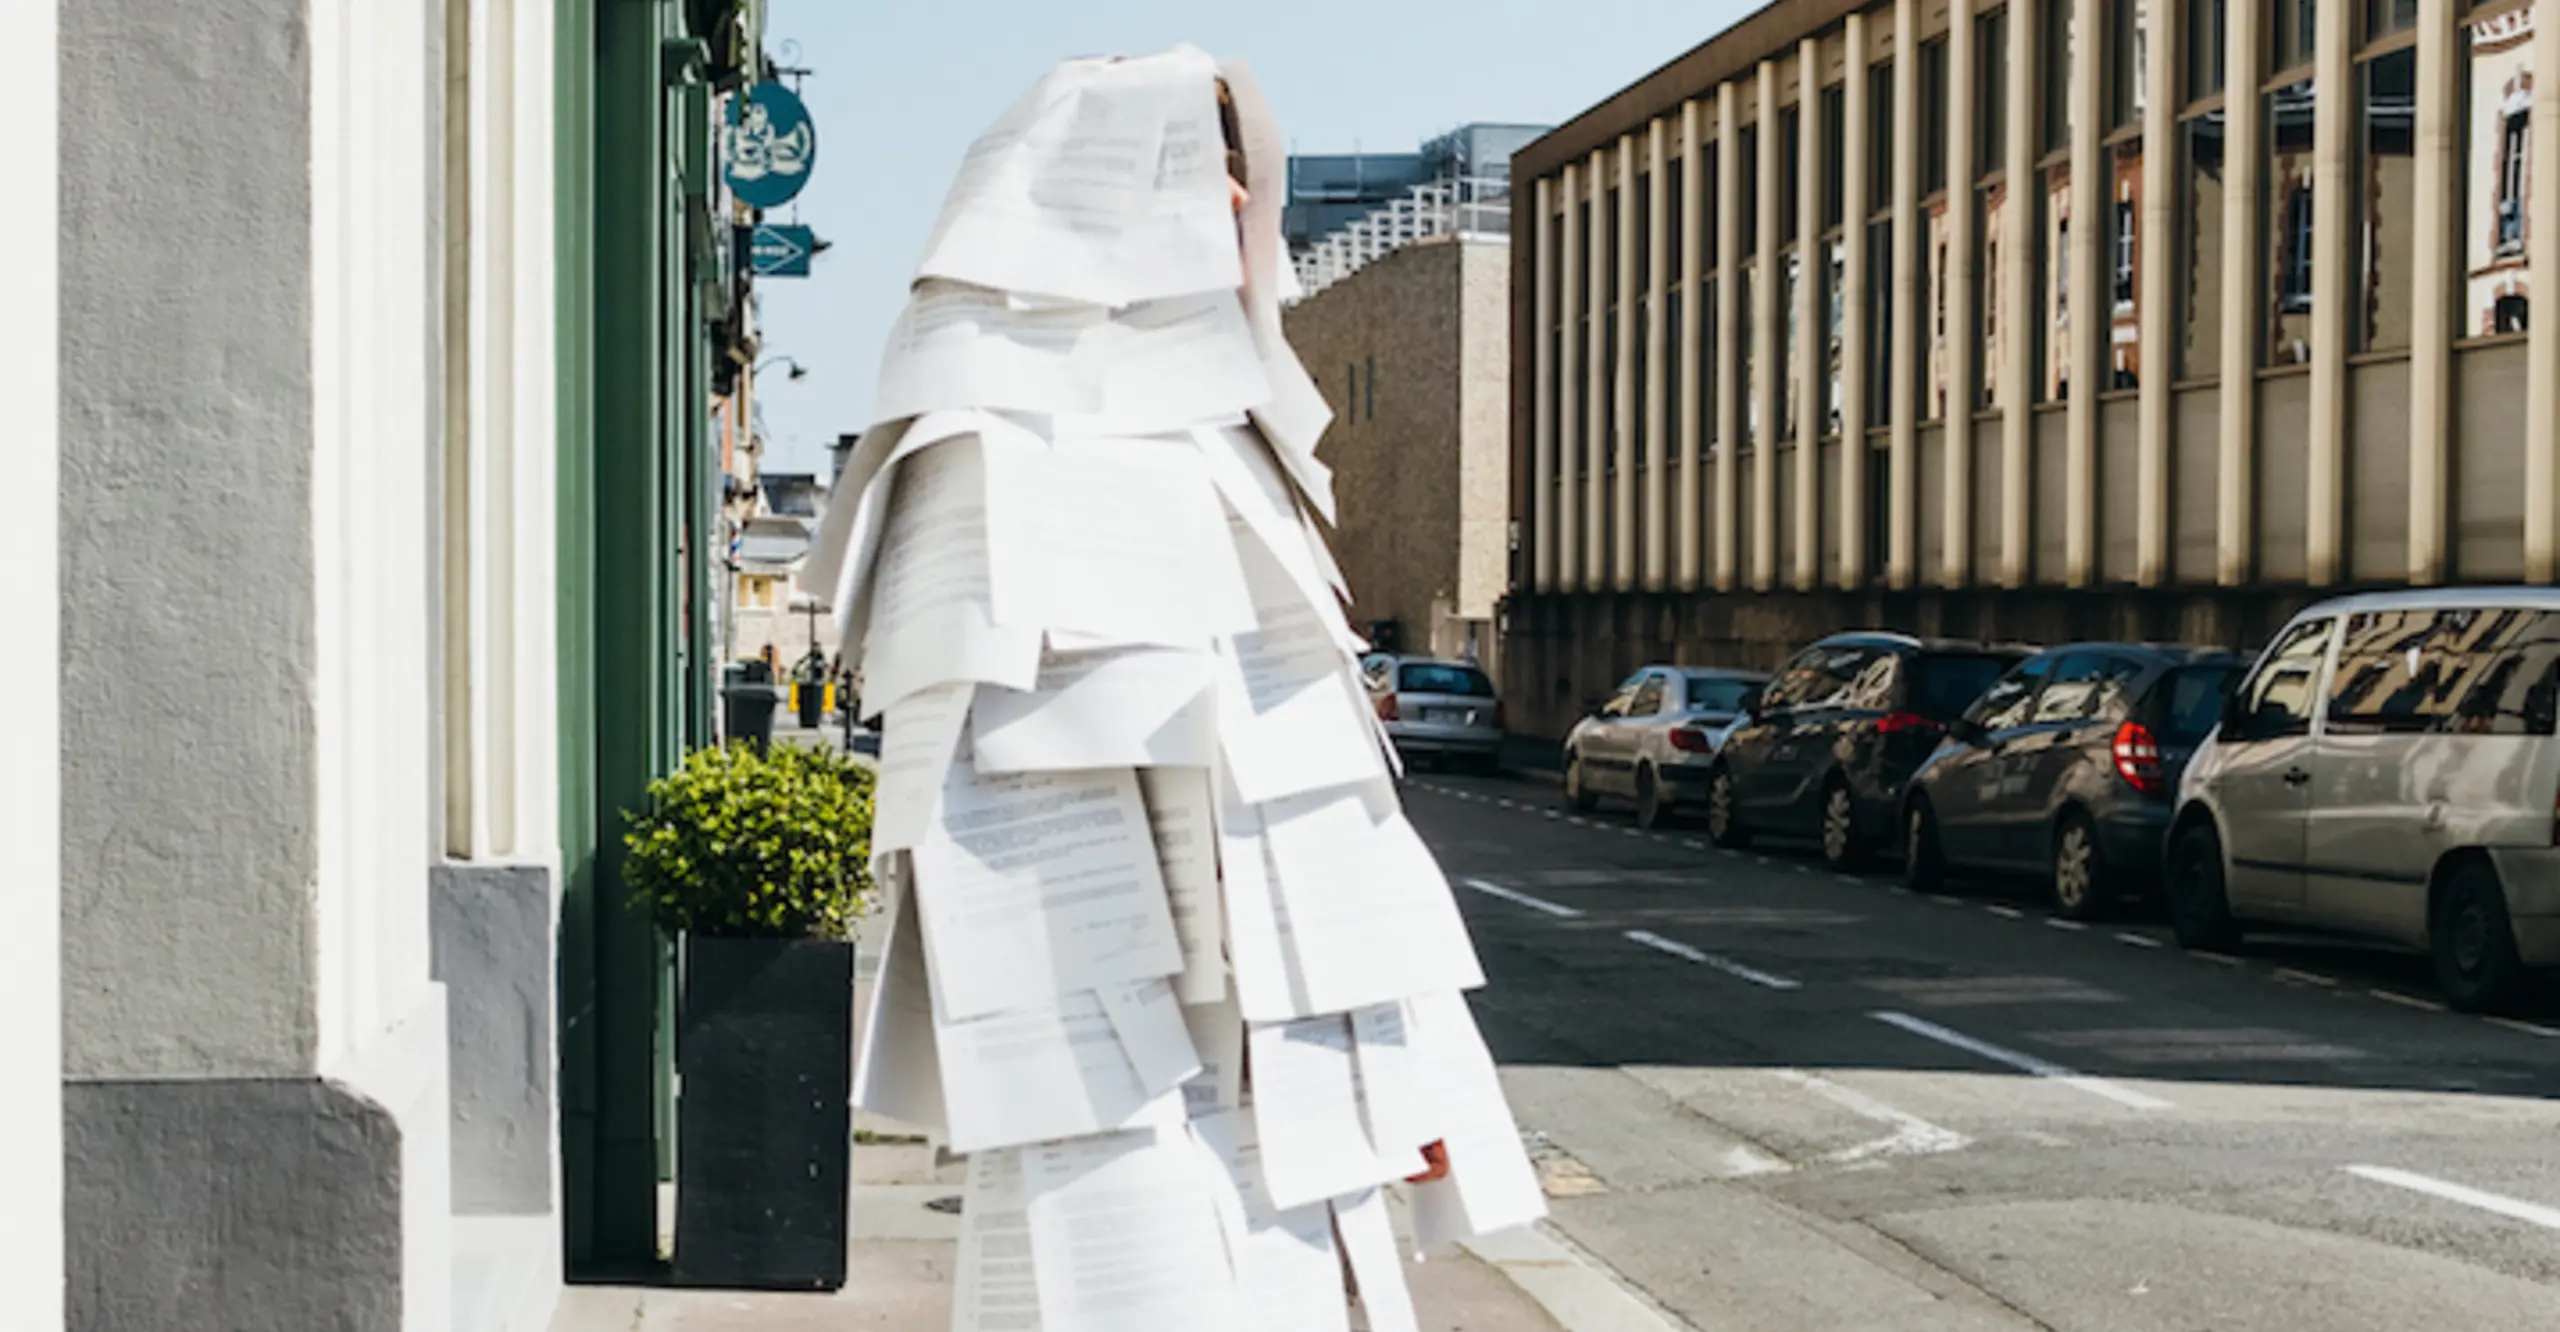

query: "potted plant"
left=624, top=740, right=877, bottom=1291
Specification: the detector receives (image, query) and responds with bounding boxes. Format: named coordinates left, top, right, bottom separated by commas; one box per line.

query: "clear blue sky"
left=750, top=0, right=1757, bottom=476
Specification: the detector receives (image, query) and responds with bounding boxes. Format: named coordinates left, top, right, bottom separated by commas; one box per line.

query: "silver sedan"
left=1364, top=656, right=1506, bottom=773
left=1564, top=666, right=1770, bottom=829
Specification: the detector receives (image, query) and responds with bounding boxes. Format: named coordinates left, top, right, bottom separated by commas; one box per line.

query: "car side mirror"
left=1740, top=687, right=1767, bottom=717
left=1947, top=716, right=1984, bottom=745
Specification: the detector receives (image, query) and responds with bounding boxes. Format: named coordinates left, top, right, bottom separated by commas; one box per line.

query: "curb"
left=1459, top=1222, right=1695, bottom=1332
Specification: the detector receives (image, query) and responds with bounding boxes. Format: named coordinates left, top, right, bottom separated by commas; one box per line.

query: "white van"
left=2166, top=588, right=2560, bottom=1012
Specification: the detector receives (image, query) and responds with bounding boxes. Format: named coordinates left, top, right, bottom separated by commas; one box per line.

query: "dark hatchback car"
left=1901, top=644, right=2246, bottom=918
left=1704, top=633, right=2028, bottom=869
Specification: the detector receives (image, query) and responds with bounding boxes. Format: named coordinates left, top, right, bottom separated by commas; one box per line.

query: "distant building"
left=1283, top=123, right=1549, bottom=261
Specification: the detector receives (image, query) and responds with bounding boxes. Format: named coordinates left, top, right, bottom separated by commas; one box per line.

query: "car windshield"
left=1398, top=663, right=1495, bottom=697
left=1683, top=675, right=1759, bottom=713
left=1908, top=654, right=2014, bottom=721
left=2159, top=663, right=2241, bottom=742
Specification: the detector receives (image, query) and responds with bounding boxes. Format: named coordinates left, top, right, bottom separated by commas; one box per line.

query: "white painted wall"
left=1, top=3, right=62, bottom=1323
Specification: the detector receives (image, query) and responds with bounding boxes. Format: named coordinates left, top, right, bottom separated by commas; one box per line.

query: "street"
left=1407, top=771, right=2560, bottom=1332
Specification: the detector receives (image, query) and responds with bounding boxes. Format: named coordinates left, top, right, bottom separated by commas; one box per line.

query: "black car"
left=1704, top=633, right=2028, bottom=869
left=1901, top=643, right=2246, bottom=918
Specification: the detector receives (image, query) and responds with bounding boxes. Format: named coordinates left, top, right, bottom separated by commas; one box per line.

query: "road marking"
left=2191, top=950, right=2244, bottom=967
left=1567, top=816, right=1590, bottom=827
left=2271, top=967, right=2338, bottom=988
left=1461, top=878, right=1585, bottom=919
left=2343, top=1166, right=2560, bottom=1232
left=1888, top=885, right=1915, bottom=896
left=1543, top=810, right=1563, bottom=820
left=1771, top=1069, right=1970, bottom=1162
left=1457, top=1220, right=1693, bottom=1332
left=2486, top=1016, right=2560, bottom=1038
left=1753, top=855, right=1774, bottom=867
left=2114, top=932, right=2164, bottom=949
left=1623, top=930, right=1802, bottom=990
left=1985, top=905, right=2026, bottom=919
left=1682, top=839, right=1708, bottom=851
left=2371, top=989, right=2448, bottom=1013
left=1924, top=894, right=1963, bottom=906
left=1835, top=874, right=1865, bottom=886
left=2045, top=918, right=2089, bottom=932
left=1870, top=1010, right=2175, bottom=1110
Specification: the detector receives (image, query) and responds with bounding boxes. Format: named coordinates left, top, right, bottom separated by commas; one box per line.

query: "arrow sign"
left=746, top=224, right=815, bottom=278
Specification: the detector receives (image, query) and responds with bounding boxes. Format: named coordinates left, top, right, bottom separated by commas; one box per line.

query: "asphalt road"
left=1407, top=770, right=2560, bottom=1332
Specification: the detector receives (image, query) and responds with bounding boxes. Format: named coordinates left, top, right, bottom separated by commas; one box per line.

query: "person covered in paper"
left=799, top=47, right=1543, bottom=1332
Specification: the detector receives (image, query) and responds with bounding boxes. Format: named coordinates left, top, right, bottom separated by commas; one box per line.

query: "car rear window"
left=2157, top=664, right=2240, bottom=742
left=1908, top=654, right=2014, bottom=722
left=1399, top=663, right=1495, bottom=697
left=1683, top=675, right=1760, bottom=713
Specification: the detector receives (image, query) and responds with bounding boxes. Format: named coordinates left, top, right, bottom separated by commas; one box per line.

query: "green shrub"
left=622, top=741, right=878, bottom=940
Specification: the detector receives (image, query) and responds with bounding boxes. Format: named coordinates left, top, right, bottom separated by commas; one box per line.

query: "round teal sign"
left=725, top=82, right=817, bottom=209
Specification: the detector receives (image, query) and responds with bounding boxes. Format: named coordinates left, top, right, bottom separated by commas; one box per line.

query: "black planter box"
left=673, top=934, right=855, bottom=1291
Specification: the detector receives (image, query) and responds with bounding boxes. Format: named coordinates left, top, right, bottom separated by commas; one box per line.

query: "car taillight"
left=1376, top=693, right=1400, bottom=722
left=1669, top=726, right=1714, bottom=753
left=2112, top=719, right=2165, bottom=795
left=1875, top=711, right=1939, bottom=737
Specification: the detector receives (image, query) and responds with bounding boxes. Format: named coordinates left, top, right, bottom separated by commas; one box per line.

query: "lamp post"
left=755, top=355, right=807, bottom=381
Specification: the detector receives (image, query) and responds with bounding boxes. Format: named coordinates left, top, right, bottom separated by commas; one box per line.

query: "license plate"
left=1425, top=707, right=1474, bottom=725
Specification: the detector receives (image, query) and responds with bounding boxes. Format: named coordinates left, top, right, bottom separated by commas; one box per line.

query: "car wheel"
left=1903, top=797, right=1946, bottom=893
left=1563, top=751, right=1599, bottom=813
left=1820, top=779, right=1869, bottom=872
left=2164, top=821, right=2243, bottom=953
left=2432, top=861, right=2530, bottom=1014
left=2050, top=811, right=2115, bottom=922
left=1634, top=766, right=1668, bottom=830
left=1704, top=764, right=1751, bottom=849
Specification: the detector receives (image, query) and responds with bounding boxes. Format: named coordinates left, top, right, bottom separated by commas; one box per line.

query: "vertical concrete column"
left=1840, top=12, right=1872, bottom=588
left=1944, top=9, right=1978, bottom=586
left=2529, top=0, right=2560, bottom=580
left=2066, top=0, right=2102, bottom=585
left=1614, top=134, right=1640, bottom=589
left=2001, top=0, right=2038, bottom=586
left=1796, top=39, right=1825, bottom=590
left=2219, top=0, right=2264, bottom=584
left=2305, top=0, right=2354, bottom=585
left=1754, top=62, right=1783, bottom=590
left=1677, top=99, right=1706, bottom=588
left=2137, top=0, right=2180, bottom=585
left=1716, top=82, right=1744, bottom=590
left=1889, top=0, right=1920, bottom=587
left=1533, top=175, right=1558, bottom=592
left=1559, top=162, right=1583, bottom=590
left=1644, top=121, right=1670, bottom=589
left=1586, top=147, right=1610, bottom=585
left=2409, top=0, right=2459, bottom=584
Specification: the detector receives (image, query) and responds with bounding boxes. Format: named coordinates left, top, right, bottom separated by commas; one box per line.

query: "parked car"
left=2165, top=589, right=2560, bottom=1012
left=1704, top=633, right=2028, bottom=869
left=1366, top=656, right=1505, bottom=772
left=1563, top=666, right=1770, bottom=829
left=1900, top=644, right=2248, bottom=918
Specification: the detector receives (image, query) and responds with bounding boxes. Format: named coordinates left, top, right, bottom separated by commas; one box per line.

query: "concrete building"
left=1505, top=0, right=2560, bottom=739
left=1284, top=123, right=1547, bottom=262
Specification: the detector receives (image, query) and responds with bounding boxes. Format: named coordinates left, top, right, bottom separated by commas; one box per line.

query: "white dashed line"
left=1888, top=886, right=1915, bottom=896
left=1567, top=817, right=1590, bottom=827
left=1461, top=878, right=1585, bottom=919
left=1753, top=856, right=1774, bottom=867
left=1623, top=930, right=1803, bottom=990
left=1682, top=840, right=1708, bottom=851
left=2343, top=1166, right=2560, bottom=1232
left=2272, top=967, right=2338, bottom=988
left=2191, top=951, right=2245, bottom=967
left=2487, top=1016, right=2560, bottom=1038
left=2045, top=918, right=2089, bottom=932
left=1870, top=1010, right=2175, bottom=1111
left=1623, top=829, right=1645, bottom=838
left=1985, top=905, right=2026, bottom=920
left=1835, top=874, right=1865, bottom=886
left=2114, top=932, right=2165, bottom=948
left=1925, top=894, right=1963, bottom=906
left=2371, top=989, right=2448, bottom=1013
left=1543, top=810, right=1563, bottom=820
left=1771, top=1069, right=1970, bottom=1162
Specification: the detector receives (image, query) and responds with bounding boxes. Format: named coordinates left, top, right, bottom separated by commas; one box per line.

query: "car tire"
left=2164, top=821, right=2243, bottom=953
left=1634, top=765, right=1668, bottom=831
left=2049, top=811, right=2115, bottom=922
left=1819, top=778, right=1869, bottom=872
left=2431, top=861, right=2531, bottom=1015
left=1563, top=751, right=1600, bottom=813
left=1903, top=797, right=1947, bottom=893
left=1704, top=763, right=1751, bottom=849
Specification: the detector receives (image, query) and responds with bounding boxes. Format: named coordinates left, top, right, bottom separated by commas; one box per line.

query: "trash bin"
left=795, top=679, right=823, bottom=730
left=722, top=669, right=783, bottom=751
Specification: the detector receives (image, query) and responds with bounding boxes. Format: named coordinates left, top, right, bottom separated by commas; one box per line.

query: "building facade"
left=1284, top=123, right=1548, bottom=258
left=1504, top=0, right=2560, bottom=740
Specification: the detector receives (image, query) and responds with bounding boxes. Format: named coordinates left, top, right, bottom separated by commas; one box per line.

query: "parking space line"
left=2191, top=951, right=2244, bottom=967
left=2272, top=968, right=2338, bottom=988
left=1985, top=905, right=2025, bottom=920
left=1461, top=878, right=1585, bottom=919
left=2486, top=1017, right=2560, bottom=1038
left=1681, top=840, right=1708, bottom=851
left=1623, top=930, right=1802, bottom=990
left=2343, top=1166, right=2560, bottom=1232
left=2045, top=918, right=2089, bottom=932
left=1771, top=1069, right=1970, bottom=1162
left=2113, top=932, right=2164, bottom=949
left=1870, top=1010, right=2175, bottom=1111
left=2371, top=989, right=2448, bottom=1013
left=1835, top=874, right=1865, bottom=886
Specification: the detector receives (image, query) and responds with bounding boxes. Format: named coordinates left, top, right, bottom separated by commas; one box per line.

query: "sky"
left=749, top=0, right=1759, bottom=477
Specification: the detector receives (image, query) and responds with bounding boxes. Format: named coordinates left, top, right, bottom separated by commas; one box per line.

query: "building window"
left=1822, top=83, right=1847, bottom=230
left=1739, top=125, right=1760, bottom=253
left=2110, top=0, right=2148, bottom=131
left=1365, top=354, right=1376, bottom=420
left=2360, top=44, right=2418, bottom=351
left=1783, top=246, right=1802, bottom=440
left=2368, top=0, right=2419, bottom=41
left=1922, top=38, right=1950, bottom=195
left=1668, top=158, right=1686, bottom=282
left=1701, top=276, right=1719, bottom=453
left=1780, top=105, right=1803, bottom=240
left=2179, top=110, right=2227, bottom=377
left=1825, top=238, right=1846, bottom=432
left=2463, top=4, right=2534, bottom=338
left=2043, top=0, right=2074, bottom=155
left=1605, top=186, right=1621, bottom=468
left=1700, top=142, right=1721, bottom=263
left=1741, top=259, right=1759, bottom=447
left=1925, top=203, right=1950, bottom=418
left=2266, top=75, right=2317, bottom=366
left=2187, top=0, right=2227, bottom=101
left=1980, top=184, right=2006, bottom=410
left=1867, top=219, right=1895, bottom=421
left=1869, top=63, right=1897, bottom=204
left=2108, top=139, right=2142, bottom=389
left=2043, top=165, right=2071, bottom=400
left=1979, top=9, right=2010, bottom=167
left=2274, top=0, right=2318, bottom=71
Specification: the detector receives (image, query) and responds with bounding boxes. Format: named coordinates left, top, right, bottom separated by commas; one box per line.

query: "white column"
left=2409, top=0, right=2458, bottom=584
left=1559, top=162, right=1583, bottom=590
left=1889, top=0, right=1920, bottom=588
left=2066, top=0, right=2102, bottom=586
left=2002, top=0, right=2037, bottom=586
left=1644, top=119, right=1670, bottom=589
left=1944, top=11, right=1978, bottom=586
left=1754, top=62, right=1783, bottom=590
left=2529, top=0, right=2560, bottom=580
left=1841, top=12, right=1873, bottom=588
left=1716, top=82, right=1743, bottom=590
left=2219, top=0, right=2263, bottom=585
left=1677, top=99, right=1706, bottom=588
left=1797, top=38, right=1826, bottom=590
left=2306, top=0, right=2354, bottom=585
left=1587, top=147, right=1610, bottom=585
left=1615, top=133, right=1640, bottom=589
left=2137, top=0, right=2179, bottom=585
left=1534, top=175, right=1559, bottom=592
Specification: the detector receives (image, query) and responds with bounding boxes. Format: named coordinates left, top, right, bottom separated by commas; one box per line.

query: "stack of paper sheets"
left=804, top=46, right=1543, bottom=1332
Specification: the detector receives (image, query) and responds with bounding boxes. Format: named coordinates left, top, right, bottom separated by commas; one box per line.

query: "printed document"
left=1404, top=989, right=1548, bottom=1251
left=1192, top=1109, right=1353, bottom=1332
left=872, top=681, right=973, bottom=855
left=1332, top=1188, right=1420, bottom=1332
left=852, top=872, right=948, bottom=1135
left=1214, top=536, right=1382, bottom=804
left=1258, top=782, right=1485, bottom=1012
left=971, top=648, right=1219, bottom=774
left=1136, top=766, right=1228, bottom=1004
left=955, top=1148, right=1044, bottom=1332
left=1246, top=1016, right=1397, bottom=1212
left=983, top=429, right=1255, bottom=648
left=875, top=281, right=1106, bottom=423
left=934, top=980, right=1194, bottom=1154
left=1024, top=1127, right=1246, bottom=1332
left=860, top=435, right=1043, bottom=714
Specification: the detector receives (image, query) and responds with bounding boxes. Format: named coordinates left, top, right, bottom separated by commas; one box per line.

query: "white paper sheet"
left=1246, top=1016, right=1400, bottom=1212
left=1259, top=782, right=1486, bottom=1014
left=875, top=281, right=1106, bottom=424
left=1212, top=778, right=1306, bottom=1022
left=1403, top=989, right=1547, bottom=1252
left=1331, top=1188, right=1420, bottom=1332
left=910, top=761, right=1184, bottom=1021
left=1213, top=62, right=1337, bottom=515
left=971, top=648, right=1219, bottom=774
left=801, top=411, right=1002, bottom=656
left=1192, top=1110, right=1354, bottom=1332
left=1349, top=1003, right=1434, bottom=1176
left=1071, top=290, right=1273, bottom=433
left=1180, top=995, right=1245, bottom=1118
left=871, top=682, right=973, bottom=856
left=916, top=48, right=1243, bottom=308
left=860, top=435, right=1043, bottom=715
left=1023, top=1127, right=1246, bottom=1332
left=933, top=980, right=1195, bottom=1154
left=983, top=429, right=1256, bottom=648
left=1137, top=766, right=1227, bottom=1004
left=955, top=1148, right=1045, bottom=1332
left=1213, top=532, right=1382, bottom=805
left=852, top=869, right=949, bottom=1134
left=1193, top=430, right=1360, bottom=658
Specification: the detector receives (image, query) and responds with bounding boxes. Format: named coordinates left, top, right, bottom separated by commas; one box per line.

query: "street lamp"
left=756, top=355, right=808, bottom=381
